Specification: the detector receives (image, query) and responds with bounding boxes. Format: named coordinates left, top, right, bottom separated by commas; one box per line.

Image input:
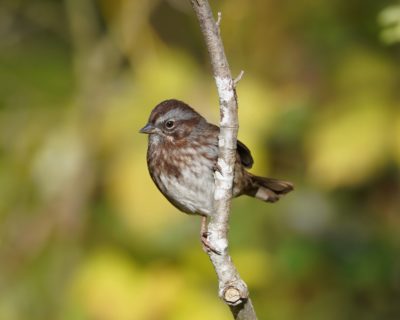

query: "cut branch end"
left=224, top=287, right=242, bottom=305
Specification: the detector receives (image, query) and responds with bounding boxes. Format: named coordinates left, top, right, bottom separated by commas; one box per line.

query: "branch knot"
left=222, top=281, right=250, bottom=306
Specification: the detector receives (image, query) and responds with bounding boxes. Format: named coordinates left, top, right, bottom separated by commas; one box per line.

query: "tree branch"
left=189, top=1, right=257, bottom=319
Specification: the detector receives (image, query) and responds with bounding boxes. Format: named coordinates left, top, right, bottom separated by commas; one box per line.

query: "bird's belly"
left=158, top=164, right=215, bottom=216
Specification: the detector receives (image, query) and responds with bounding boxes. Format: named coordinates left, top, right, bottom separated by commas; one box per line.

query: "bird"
left=140, top=99, right=293, bottom=252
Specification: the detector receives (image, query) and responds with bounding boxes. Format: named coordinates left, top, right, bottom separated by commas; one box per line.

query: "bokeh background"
left=1, top=0, right=400, bottom=319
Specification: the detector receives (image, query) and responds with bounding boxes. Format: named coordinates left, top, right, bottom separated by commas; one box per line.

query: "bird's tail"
left=245, top=174, right=294, bottom=203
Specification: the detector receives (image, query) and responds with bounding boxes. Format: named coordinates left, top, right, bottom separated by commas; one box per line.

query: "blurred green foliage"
left=0, top=0, right=399, bottom=319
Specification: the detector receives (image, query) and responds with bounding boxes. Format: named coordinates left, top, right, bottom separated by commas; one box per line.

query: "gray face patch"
left=155, top=107, right=196, bottom=127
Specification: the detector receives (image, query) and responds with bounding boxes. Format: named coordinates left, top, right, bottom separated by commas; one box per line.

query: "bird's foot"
left=200, top=216, right=221, bottom=255
left=201, top=232, right=221, bottom=255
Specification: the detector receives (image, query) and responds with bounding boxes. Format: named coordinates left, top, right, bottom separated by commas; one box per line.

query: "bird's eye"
left=165, top=120, right=175, bottom=129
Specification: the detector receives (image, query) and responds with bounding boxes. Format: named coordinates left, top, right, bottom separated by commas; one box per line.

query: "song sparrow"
left=140, top=99, right=293, bottom=250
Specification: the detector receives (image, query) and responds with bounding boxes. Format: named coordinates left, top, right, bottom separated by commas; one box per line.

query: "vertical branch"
left=189, top=1, right=257, bottom=319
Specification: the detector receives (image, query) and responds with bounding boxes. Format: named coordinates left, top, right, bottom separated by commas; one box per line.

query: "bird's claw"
left=201, top=232, right=222, bottom=255
left=213, top=163, right=222, bottom=173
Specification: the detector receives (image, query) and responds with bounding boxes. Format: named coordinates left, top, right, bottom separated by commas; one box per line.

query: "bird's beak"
left=139, top=123, right=156, bottom=134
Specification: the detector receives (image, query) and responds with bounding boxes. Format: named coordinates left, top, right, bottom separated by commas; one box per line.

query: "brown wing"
left=209, top=123, right=254, bottom=168
left=237, top=140, right=254, bottom=168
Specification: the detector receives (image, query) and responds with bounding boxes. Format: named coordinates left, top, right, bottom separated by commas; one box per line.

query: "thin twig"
left=189, top=1, right=257, bottom=319
left=234, top=70, right=245, bottom=87
left=216, top=12, right=222, bottom=29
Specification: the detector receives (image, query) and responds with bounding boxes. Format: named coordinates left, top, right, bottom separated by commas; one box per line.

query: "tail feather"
left=247, top=174, right=294, bottom=203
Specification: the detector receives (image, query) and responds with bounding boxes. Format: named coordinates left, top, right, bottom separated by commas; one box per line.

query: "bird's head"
left=140, top=99, right=206, bottom=143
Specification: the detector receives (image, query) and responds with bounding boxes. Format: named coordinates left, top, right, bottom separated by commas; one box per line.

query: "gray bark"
left=189, top=1, right=258, bottom=319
